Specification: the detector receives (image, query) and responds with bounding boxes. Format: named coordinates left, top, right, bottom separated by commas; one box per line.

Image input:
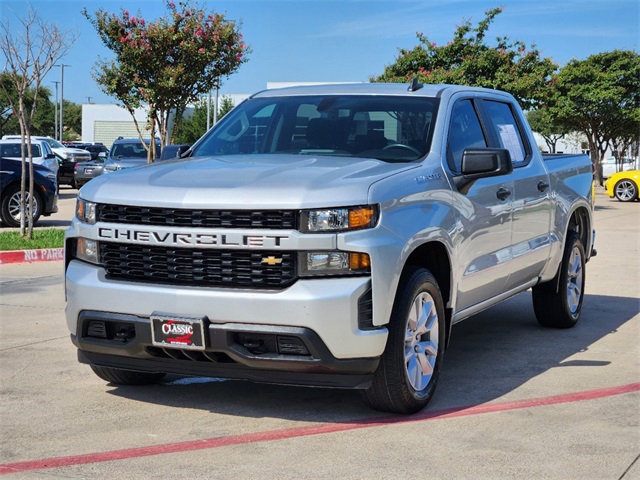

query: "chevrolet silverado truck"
left=65, top=82, right=595, bottom=414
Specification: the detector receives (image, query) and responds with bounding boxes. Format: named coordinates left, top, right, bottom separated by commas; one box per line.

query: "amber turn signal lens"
left=349, top=207, right=376, bottom=229
left=349, top=252, right=371, bottom=270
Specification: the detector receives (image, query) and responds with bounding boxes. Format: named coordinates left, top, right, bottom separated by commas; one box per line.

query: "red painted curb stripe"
left=1, top=382, right=638, bottom=475
left=0, top=248, right=64, bottom=265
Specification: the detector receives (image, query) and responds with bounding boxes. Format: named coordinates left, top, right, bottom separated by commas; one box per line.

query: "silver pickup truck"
left=65, top=82, right=595, bottom=414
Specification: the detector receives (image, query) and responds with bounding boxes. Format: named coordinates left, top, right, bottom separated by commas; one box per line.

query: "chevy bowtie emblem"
left=261, top=256, right=283, bottom=266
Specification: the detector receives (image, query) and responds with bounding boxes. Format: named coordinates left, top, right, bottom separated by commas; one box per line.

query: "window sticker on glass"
left=497, top=124, right=524, bottom=163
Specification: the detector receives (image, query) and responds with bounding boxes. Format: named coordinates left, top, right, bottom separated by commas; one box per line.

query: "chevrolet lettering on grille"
left=97, top=227, right=289, bottom=248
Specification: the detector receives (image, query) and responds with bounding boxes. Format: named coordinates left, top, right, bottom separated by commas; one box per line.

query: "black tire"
left=90, top=365, right=166, bottom=385
left=613, top=179, right=638, bottom=202
left=0, top=184, right=42, bottom=228
left=532, top=231, right=586, bottom=328
left=361, top=267, right=445, bottom=414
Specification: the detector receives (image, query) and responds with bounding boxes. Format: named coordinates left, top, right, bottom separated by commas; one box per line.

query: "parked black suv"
left=0, top=157, right=58, bottom=227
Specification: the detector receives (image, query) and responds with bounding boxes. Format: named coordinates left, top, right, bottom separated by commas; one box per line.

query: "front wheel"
left=614, top=179, right=638, bottom=202
left=532, top=231, right=586, bottom=328
left=90, top=365, right=166, bottom=385
left=361, top=267, right=445, bottom=414
left=0, top=184, right=42, bottom=228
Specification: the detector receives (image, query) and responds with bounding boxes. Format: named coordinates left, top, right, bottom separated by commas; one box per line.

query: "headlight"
left=299, top=251, right=370, bottom=276
left=299, top=205, right=378, bottom=233
left=103, top=163, right=118, bottom=172
left=76, top=197, right=97, bottom=224
left=76, top=238, right=100, bottom=264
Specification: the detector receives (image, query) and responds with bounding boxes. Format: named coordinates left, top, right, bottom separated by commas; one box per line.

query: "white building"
left=81, top=104, right=150, bottom=148
left=81, top=94, right=251, bottom=148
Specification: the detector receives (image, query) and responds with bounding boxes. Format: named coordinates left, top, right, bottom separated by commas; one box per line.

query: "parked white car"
left=0, top=138, right=59, bottom=174
left=2, top=135, right=90, bottom=164
left=601, top=157, right=636, bottom=179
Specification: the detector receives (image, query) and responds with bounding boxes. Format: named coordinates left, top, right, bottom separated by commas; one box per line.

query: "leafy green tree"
left=373, top=7, right=557, bottom=109
left=549, top=50, right=640, bottom=184
left=218, top=94, right=235, bottom=119
left=173, top=98, right=208, bottom=144
left=61, top=99, right=82, bottom=139
left=0, top=73, right=57, bottom=137
left=526, top=108, right=569, bottom=153
left=173, top=94, right=235, bottom=144
left=84, top=0, right=249, bottom=161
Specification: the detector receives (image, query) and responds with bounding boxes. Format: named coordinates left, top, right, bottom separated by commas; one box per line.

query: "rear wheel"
left=532, top=231, right=585, bottom=328
left=614, top=179, right=638, bottom=202
left=361, top=267, right=445, bottom=414
left=0, top=184, right=42, bottom=227
left=90, top=365, right=166, bottom=385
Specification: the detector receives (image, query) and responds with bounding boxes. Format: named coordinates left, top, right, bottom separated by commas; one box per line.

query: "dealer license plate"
left=150, top=314, right=206, bottom=350
left=84, top=168, right=94, bottom=174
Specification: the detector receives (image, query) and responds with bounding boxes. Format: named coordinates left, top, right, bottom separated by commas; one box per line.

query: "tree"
left=61, top=99, right=82, bottom=139
left=0, top=7, right=76, bottom=237
left=173, top=94, right=235, bottom=144
left=0, top=74, right=56, bottom=137
left=526, top=108, right=569, bottom=153
left=549, top=50, right=640, bottom=185
left=84, top=0, right=249, bottom=161
left=218, top=94, right=235, bottom=119
left=173, top=98, right=208, bottom=144
left=372, top=7, right=557, bottom=109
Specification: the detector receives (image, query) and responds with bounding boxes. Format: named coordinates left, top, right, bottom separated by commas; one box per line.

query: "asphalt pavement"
left=0, top=190, right=638, bottom=479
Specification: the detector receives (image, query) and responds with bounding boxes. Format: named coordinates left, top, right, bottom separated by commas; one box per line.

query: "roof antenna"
left=407, top=77, right=423, bottom=92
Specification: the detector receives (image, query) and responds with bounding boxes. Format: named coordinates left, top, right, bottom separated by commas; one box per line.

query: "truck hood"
left=80, top=154, right=419, bottom=209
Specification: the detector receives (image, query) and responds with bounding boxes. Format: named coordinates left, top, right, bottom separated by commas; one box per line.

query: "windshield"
left=42, top=138, right=64, bottom=149
left=191, top=95, right=439, bottom=162
left=111, top=142, right=159, bottom=158
left=0, top=143, right=42, bottom=157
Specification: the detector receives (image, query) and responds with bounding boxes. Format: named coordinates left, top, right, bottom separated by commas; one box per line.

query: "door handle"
left=537, top=181, right=550, bottom=192
left=496, top=187, right=511, bottom=201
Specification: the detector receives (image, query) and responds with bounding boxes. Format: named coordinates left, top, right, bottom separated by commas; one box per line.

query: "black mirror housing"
left=454, top=148, right=513, bottom=191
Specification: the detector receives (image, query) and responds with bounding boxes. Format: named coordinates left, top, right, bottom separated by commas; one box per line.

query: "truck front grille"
left=97, top=204, right=297, bottom=229
left=100, top=242, right=297, bottom=289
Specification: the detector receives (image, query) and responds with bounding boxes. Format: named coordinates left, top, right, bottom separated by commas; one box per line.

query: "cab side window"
left=447, top=100, right=487, bottom=173
left=483, top=100, right=528, bottom=166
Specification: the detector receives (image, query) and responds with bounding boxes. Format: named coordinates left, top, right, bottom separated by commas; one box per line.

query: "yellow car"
left=605, top=170, right=639, bottom=202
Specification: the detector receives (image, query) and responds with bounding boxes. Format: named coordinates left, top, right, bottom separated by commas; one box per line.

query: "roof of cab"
left=250, top=82, right=511, bottom=99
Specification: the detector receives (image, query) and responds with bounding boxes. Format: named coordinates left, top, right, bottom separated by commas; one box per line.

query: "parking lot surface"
left=0, top=193, right=638, bottom=479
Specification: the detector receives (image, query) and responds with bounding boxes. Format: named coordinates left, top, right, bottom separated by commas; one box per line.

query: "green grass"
left=0, top=228, right=65, bottom=251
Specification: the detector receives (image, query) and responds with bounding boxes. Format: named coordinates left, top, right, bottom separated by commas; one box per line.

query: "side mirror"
left=47, top=153, right=57, bottom=159
left=98, top=152, right=107, bottom=158
left=454, top=148, right=513, bottom=192
left=177, top=144, right=191, bottom=157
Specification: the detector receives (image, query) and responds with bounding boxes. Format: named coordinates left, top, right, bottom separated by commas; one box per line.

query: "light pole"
left=213, top=79, right=219, bottom=126
left=56, top=64, right=70, bottom=141
left=52, top=81, right=59, bottom=140
left=206, top=91, right=211, bottom=131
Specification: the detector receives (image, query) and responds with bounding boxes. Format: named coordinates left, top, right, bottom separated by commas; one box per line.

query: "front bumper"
left=65, top=260, right=388, bottom=387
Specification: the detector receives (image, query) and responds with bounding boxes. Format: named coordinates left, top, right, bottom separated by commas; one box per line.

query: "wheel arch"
left=402, top=241, right=453, bottom=348
left=567, top=204, right=592, bottom=260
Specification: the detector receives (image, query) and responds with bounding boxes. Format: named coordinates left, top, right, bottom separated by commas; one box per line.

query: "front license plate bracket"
left=150, top=314, right=207, bottom=351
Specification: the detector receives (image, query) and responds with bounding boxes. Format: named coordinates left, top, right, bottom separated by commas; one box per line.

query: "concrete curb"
left=0, top=248, right=64, bottom=265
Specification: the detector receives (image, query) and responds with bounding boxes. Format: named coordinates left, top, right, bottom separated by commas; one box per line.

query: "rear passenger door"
left=481, top=100, right=552, bottom=290
left=446, top=97, right=514, bottom=312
